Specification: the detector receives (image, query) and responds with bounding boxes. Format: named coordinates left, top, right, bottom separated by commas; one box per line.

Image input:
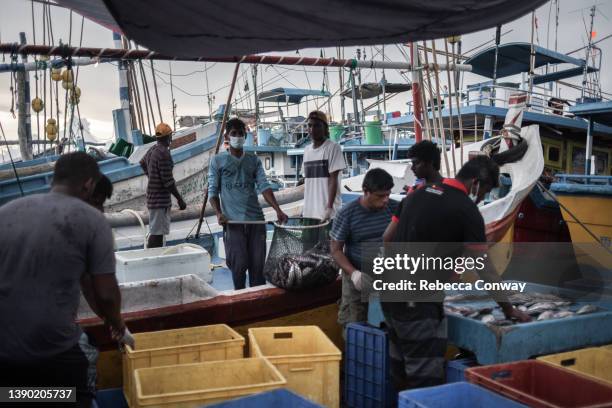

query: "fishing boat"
left=0, top=0, right=554, bottom=393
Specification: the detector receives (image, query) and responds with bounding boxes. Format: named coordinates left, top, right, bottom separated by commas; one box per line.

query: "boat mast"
left=251, top=64, right=259, bottom=125
left=409, top=42, right=423, bottom=142
left=16, top=32, right=33, bottom=161
left=112, top=32, right=133, bottom=143
left=337, top=47, right=346, bottom=125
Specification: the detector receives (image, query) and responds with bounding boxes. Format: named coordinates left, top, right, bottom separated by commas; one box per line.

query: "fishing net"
left=264, top=218, right=339, bottom=290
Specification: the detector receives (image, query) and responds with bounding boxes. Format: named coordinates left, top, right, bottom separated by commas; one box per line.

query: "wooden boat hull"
left=81, top=279, right=342, bottom=389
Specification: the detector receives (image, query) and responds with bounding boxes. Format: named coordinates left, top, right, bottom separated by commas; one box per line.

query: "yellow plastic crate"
left=538, top=347, right=612, bottom=385
left=123, top=324, right=245, bottom=407
left=248, top=325, right=341, bottom=408
left=133, top=357, right=286, bottom=407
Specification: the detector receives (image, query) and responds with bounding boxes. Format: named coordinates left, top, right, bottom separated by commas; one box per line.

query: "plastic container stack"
left=344, top=322, right=395, bottom=408
left=123, top=324, right=245, bottom=406
left=538, top=347, right=612, bottom=385
left=466, top=360, right=612, bottom=408
left=248, top=325, right=342, bottom=408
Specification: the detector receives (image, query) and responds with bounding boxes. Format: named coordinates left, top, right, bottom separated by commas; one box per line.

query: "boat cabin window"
left=265, top=157, right=271, bottom=170
left=548, top=146, right=560, bottom=163
left=569, top=145, right=610, bottom=175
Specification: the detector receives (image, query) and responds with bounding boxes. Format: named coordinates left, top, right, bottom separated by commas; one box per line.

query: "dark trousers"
left=381, top=302, right=447, bottom=390
left=0, top=334, right=97, bottom=408
left=224, top=223, right=267, bottom=290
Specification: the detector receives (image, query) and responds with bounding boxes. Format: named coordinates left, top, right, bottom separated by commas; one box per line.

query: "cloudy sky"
left=1, top=0, right=611, bottom=155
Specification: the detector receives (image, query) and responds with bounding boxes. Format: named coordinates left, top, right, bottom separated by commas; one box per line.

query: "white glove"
left=323, top=207, right=334, bottom=221
left=115, top=326, right=135, bottom=350
left=350, top=270, right=363, bottom=291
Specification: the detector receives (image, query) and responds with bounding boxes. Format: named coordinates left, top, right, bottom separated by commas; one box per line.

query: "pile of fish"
left=445, top=292, right=600, bottom=326
left=264, top=242, right=339, bottom=290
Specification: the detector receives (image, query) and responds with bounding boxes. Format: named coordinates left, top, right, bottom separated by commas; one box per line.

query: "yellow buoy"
left=447, top=35, right=462, bottom=44
left=62, top=80, right=74, bottom=90
left=72, top=86, right=81, bottom=98
left=51, top=68, right=62, bottom=82
left=31, top=97, right=44, bottom=113
left=46, top=118, right=58, bottom=141
left=61, top=69, right=74, bottom=83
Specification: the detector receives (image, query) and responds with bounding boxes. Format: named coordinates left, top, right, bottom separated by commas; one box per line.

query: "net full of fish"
left=265, top=242, right=339, bottom=290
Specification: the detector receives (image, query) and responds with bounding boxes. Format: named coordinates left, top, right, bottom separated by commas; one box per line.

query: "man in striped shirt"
left=140, top=123, right=187, bottom=248
left=330, top=168, right=398, bottom=332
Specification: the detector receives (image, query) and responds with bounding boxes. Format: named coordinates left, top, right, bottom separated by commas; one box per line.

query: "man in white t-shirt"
left=302, top=111, right=347, bottom=221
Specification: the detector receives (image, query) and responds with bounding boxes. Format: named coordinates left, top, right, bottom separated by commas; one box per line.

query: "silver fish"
left=518, top=305, right=528, bottom=312
left=577, top=304, right=599, bottom=315
left=481, top=314, right=496, bottom=324
left=537, top=311, right=555, bottom=321
left=553, top=301, right=572, bottom=307
left=553, top=311, right=575, bottom=319
left=527, top=302, right=557, bottom=315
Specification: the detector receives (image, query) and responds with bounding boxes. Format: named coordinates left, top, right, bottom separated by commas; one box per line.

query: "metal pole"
left=337, top=47, right=346, bottom=125
left=0, top=43, right=473, bottom=71
left=349, top=69, right=360, bottom=130
left=581, top=5, right=596, bottom=101
left=528, top=11, right=536, bottom=99
left=408, top=43, right=423, bottom=143
left=492, top=25, right=502, bottom=105
left=169, top=62, right=176, bottom=130
left=17, top=32, right=33, bottom=161
left=252, top=64, right=259, bottom=125
left=585, top=117, right=594, bottom=175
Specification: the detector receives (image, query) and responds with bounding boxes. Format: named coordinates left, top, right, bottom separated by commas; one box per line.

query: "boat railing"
left=555, top=174, right=612, bottom=185
left=405, top=84, right=579, bottom=119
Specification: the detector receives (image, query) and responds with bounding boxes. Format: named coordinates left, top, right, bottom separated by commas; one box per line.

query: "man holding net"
left=330, top=168, right=399, bottom=332
left=208, top=118, right=288, bottom=290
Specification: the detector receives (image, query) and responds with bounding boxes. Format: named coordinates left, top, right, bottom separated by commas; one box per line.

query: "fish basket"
left=248, top=326, right=342, bottom=408
left=537, top=347, right=612, bottom=385
left=123, top=324, right=245, bottom=407
left=466, top=360, right=612, bottom=408
left=133, top=358, right=286, bottom=407
left=263, top=218, right=339, bottom=290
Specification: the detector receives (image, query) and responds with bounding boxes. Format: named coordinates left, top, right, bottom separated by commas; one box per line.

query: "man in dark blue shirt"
left=330, top=168, right=398, bottom=331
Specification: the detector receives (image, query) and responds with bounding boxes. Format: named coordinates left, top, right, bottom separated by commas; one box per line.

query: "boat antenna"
left=0, top=120, right=25, bottom=197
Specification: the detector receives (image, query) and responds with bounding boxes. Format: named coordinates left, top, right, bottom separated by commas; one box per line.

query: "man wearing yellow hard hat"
left=140, top=123, right=187, bottom=248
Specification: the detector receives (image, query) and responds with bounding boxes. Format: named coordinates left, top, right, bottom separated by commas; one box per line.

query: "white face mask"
left=229, top=136, right=245, bottom=149
left=469, top=181, right=480, bottom=203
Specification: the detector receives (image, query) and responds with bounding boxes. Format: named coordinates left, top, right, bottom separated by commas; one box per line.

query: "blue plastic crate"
left=345, top=322, right=396, bottom=408
left=398, top=382, right=528, bottom=408
left=205, top=389, right=322, bottom=407
left=94, top=388, right=128, bottom=408
left=446, top=357, right=478, bottom=383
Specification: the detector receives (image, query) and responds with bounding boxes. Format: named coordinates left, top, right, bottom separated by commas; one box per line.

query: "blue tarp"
left=465, top=42, right=597, bottom=81
left=570, top=101, right=612, bottom=127
left=257, top=88, right=331, bottom=104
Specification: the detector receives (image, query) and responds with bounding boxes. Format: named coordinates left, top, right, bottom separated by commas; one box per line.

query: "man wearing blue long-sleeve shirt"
left=208, top=118, right=288, bottom=289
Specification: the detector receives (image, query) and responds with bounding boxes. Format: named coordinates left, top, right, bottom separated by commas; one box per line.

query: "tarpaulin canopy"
left=341, top=82, right=412, bottom=99
left=258, top=88, right=331, bottom=104
left=54, top=0, right=547, bottom=57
